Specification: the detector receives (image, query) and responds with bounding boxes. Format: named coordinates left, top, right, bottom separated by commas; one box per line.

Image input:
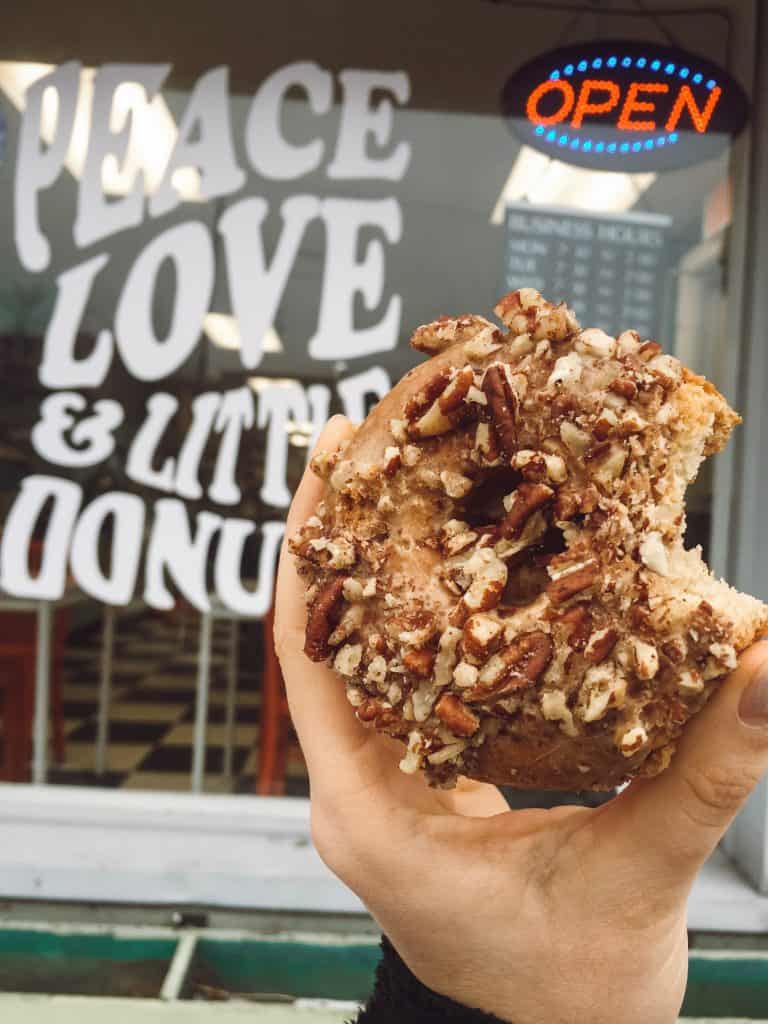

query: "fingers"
left=608, top=639, right=768, bottom=884
left=274, top=417, right=370, bottom=787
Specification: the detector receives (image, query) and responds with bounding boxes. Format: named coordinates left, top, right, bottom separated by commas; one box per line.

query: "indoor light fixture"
left=0, top=61, right=201, bottom=199
left=490, top=144, right=656, bottom=223
left=246, top=376, right=301, bottom=393
left=204, top=314, right=284, bottom=355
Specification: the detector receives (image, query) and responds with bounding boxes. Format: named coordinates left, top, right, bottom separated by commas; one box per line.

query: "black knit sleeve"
left=351, top=935, right=509, bottom=1023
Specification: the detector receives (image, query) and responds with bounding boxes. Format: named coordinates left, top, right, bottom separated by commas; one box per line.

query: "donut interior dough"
left=290, top=289, right=768, bottom=791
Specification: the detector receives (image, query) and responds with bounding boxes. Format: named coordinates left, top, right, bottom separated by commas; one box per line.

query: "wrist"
left=356, top=935, right=511, bottom=1023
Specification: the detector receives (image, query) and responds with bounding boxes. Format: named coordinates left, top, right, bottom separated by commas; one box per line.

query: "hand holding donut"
left=275, top=415, right=768, bottom=1024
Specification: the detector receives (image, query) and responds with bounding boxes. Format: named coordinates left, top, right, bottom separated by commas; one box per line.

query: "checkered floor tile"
left=0, top=611, right=308, bottom=797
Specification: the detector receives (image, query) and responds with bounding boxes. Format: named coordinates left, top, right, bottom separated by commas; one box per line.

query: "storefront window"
left=0, top=2, right=764, bottom=905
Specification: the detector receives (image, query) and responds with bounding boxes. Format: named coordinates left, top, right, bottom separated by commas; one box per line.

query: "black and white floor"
left=47, top=612, right=308, bottom=796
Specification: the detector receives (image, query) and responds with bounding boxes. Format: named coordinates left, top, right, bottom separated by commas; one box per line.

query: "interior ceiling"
left=4, top=0, right=742, bottom=114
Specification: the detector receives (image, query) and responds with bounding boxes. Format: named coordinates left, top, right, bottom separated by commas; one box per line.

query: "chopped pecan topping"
left=609, top=377, right=637, bottom=400
left=403, top=648, right=437, bottom=678
left=511, top=450, right=547, bottom=481
left=304, top=577, right=346, bottom=661
left=405, top=368, right=475, bottom=439
left=661, top=638, right=687, bottom=664
left=593, top=416, right=616, bottom=441
left=356, top=698, right=400, bottom=729
left=554, top=487, right=581, bottom=522
left=482, top=365, right=518, bottom=457
left=463, top=552, right=507, bottom=613
left=463, top=613, right=503, bottom=658
left=439, top=366, right=474, bottom=413
left=546, top=562, right=600, bottom=606
left=464, top=630, right=553, bottom=702
left=404, top=368, right=451, bottom=420
left=410, top=314, right=496, bottom=355
left=638, top=340, right=662, bottom=361
left=556, top=605, right=592, bottom=649
left=499, top=483, right=554, bottom=539
left=494, top=289, right=537, bottom=331
left=474, top=421, right=502, bottom=465
left=587, top=442, right=627, bottom=486
left=439, top=519, right=478, bottom=557
left=494, top=288, right=576, bottom=340
left=447, top=601, right=470, bottom=627
left=584, top=627, right=619, bottom=664
left=434, top=694, right=480, bottom=737
left=383, top=446, right=401, bottom=475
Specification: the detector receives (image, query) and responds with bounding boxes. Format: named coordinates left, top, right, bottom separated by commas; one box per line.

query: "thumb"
left=612, top=639, right=768, bottom=883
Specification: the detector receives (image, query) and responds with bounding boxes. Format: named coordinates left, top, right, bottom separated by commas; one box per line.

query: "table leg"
left=95, top=605, right=116, bottom=775
left=191, top=610, right=213, bottom=793
left=32, top=601, right=53, bottom=785
left=223, top=619, right=239, bottom=779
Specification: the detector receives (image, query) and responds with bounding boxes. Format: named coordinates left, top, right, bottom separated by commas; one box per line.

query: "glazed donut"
left=290, top=289, right=768, bottom=791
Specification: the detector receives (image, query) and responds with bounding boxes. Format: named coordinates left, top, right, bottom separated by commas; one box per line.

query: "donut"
left=290, top=289, right=768, bottom=791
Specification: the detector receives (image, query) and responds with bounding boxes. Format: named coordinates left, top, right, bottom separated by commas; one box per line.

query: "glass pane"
left=0, top=2, right=751, bottom=812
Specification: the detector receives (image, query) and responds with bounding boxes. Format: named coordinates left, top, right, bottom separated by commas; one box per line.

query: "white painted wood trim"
left=2, top=785, right=768, bottom=931
left=0, top=785, right=362, bottom=913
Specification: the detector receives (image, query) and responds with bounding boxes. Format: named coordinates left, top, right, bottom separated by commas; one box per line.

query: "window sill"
left=1, top=784, right=766, bottom=931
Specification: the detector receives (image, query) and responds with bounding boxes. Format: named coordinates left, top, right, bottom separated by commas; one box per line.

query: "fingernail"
left=738, top=657, right=768, bottom=726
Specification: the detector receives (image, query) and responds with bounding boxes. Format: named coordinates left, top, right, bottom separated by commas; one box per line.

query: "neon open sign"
left=502, top=41, right=749, bottom=171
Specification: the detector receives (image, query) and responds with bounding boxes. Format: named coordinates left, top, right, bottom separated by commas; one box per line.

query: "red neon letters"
left=525, top=79, right=575, bottom=126
left=617, top=82, right=668, bottom=130
left=571, top=80, right=621, bottom=128
left=526, top=77, right=722, bottom=134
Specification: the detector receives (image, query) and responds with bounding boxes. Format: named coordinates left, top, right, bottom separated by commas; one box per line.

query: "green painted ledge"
left=0, top=925, right=767, bottom=1018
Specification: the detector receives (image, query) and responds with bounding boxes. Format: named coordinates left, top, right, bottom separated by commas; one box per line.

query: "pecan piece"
left=494, top=288, right=576, bottom=340
left=403, top=648, right=436, bottom=678
left=661, top=638, right=687, bottom=664
left=556, top=605, right=592, bottom=649
left=638, top=340, right=662, bottom=362
left=584, top=627, right=619, bottom=664
left=482, top=365, right=518, bottom=457
left=435, top=694, right=480, bottom=737
left=383, top=446, right=401, bottom=476
left=404, top=368, right=451, bottom=420
left=406, top=367, right=476, bottom=440
left=554, top=487, right=581, bottom=522
left=439, top=366, right=474, bottom=413
left=410, top=314, right=496, bottom=355
left=304, top=577, right=346, bottom=661
left=473, top=421, right=502, bottom=466
left=593, top=416, right=615, bottom=441
left=499, top=482, right=554, bottom=539
left=357, top=698, right=400, bottom=730
left=462, top=613, right=503, bottom=658
left=546, top=562, right=600, bottom=606
left=447, top=601, right=470, bottom=627
left=609, top=377, right=637, bottom=400
left=464, top=630, right=553, bottom=702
